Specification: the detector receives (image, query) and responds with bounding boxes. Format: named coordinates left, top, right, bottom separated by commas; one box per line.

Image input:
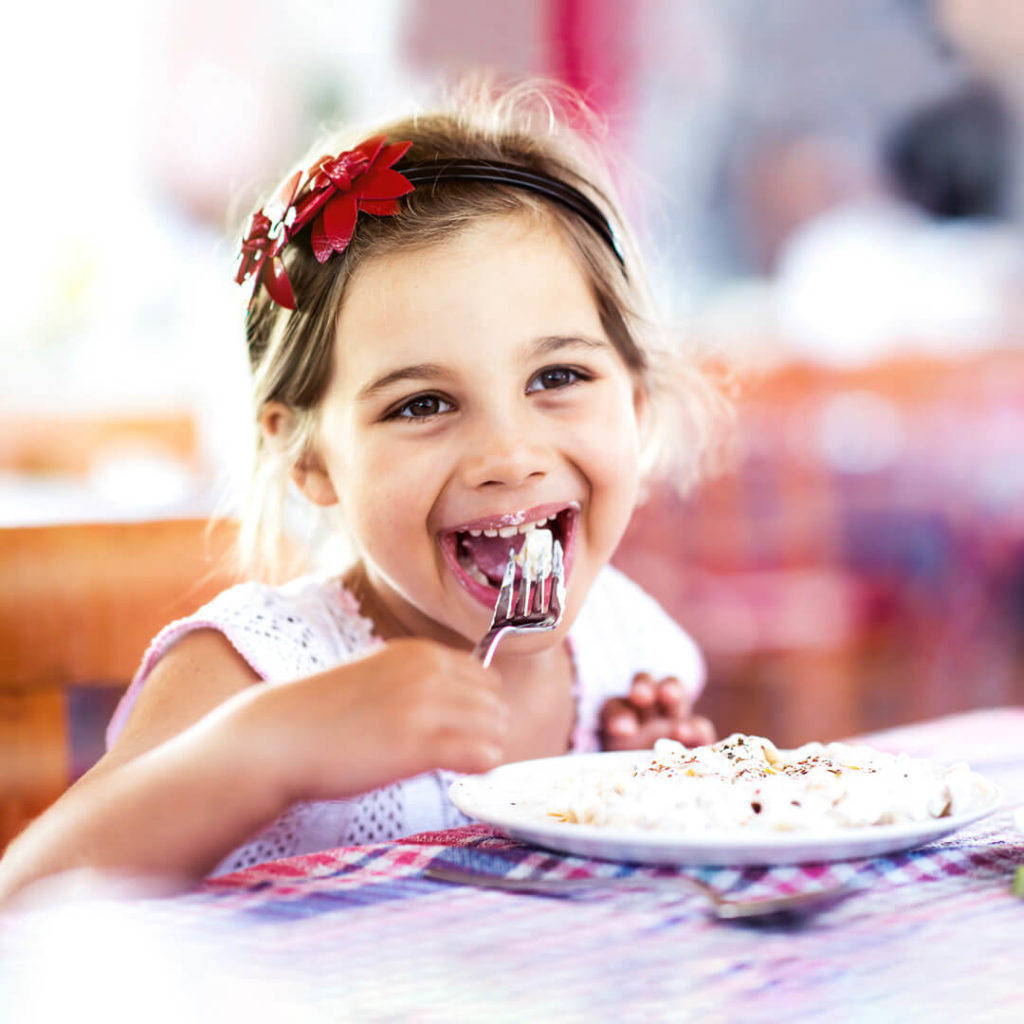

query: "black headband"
left=238, top=141, right=627, bottom=312
left=398, top=159, right=625, bottom=269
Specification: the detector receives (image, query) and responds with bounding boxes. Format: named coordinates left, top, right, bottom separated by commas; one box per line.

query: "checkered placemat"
left=207, top=706, right=1024, bottom=914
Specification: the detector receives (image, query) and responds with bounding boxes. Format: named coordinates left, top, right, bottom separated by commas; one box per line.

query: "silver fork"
left=422, top=865, right=858, bottom=922
left=472, top=530, right=565, bottom=668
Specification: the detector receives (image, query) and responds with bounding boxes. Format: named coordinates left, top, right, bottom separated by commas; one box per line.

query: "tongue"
left=461, top=532, right=525, bottom=582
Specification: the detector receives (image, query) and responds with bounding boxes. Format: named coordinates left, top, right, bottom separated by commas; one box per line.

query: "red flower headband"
left=236, top=135, right=625, bottom=310
left=235, top=135, right=413, bottom=309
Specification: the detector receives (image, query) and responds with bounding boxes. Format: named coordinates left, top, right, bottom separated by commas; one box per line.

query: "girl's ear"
left=259, top=401, right=339, bottom=507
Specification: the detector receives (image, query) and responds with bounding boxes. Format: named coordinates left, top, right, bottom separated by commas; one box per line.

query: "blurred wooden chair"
left=0, top=519, right=240, bottom=851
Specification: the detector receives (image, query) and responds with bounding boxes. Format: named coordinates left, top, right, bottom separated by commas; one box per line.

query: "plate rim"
left=449, top=748, right=1004, bottom=851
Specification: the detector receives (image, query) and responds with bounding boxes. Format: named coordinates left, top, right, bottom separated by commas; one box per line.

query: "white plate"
left=449, top=750, right=1004, bottom=867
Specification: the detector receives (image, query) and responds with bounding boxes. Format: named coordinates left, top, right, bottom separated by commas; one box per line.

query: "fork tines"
left=530, top=538, right=562, bottom=615
left=549, top=538, right=565, bottom=615
left=516, top=538, right=564, bottom=617
left=475, top=535, right=566, bottom=665
left=492, top=536, right=564, bottom=624
left=494, top=546, right=517, bottom=623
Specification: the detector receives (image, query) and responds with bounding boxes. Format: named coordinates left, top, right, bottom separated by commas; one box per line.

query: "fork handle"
left=424, top=866, right=700, bottom=898
left=473, top=626, right=516, bottom=667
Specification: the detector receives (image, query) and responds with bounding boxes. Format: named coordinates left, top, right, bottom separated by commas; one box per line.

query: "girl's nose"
left=458, top=416, right=551, bottom=490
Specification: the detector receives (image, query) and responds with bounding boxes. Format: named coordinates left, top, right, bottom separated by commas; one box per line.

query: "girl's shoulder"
left=202, top=573, right=378, bottom=657
left=170, top=572, right=380, bottom=675
left=106, top=573, right=380, bottom=748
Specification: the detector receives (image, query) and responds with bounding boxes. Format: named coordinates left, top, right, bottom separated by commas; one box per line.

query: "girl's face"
left=305, top=213, right=646, bottom=652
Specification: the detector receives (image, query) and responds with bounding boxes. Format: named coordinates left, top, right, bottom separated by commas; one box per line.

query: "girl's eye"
left=388, top=394, right=454, bottom=420
left=527, top=365, right=588, bottom=393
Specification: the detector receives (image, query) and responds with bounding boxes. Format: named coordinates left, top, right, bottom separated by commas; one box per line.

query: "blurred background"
left=2, top=0, right=1023, bottom=835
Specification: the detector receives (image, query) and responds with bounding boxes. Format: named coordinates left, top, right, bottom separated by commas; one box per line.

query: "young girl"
left=0, top=81, right=726, bottom=896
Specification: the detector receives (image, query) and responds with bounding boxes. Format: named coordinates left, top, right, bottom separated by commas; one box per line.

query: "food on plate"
left=536, top=733, right=995, bottom=834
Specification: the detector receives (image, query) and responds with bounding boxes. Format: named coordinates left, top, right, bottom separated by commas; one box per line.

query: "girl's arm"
left=0, top=631, right=277, bottom=900
left=0, top=631, right=506, bottom=903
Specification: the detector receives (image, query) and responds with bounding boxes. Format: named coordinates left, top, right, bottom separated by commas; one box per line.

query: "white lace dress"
left=107, top=566, right=704, bottom=876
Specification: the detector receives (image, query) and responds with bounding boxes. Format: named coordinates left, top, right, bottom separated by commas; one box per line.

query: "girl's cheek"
left=574, top=406, right=642, bottom=470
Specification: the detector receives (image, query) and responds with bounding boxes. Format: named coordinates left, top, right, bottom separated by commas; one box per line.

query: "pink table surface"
left=3, top=708, right=1023, bottom=1022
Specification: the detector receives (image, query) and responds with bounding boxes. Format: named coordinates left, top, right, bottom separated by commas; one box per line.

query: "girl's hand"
left=598, top=672, right=715, bottom=752
left=236, top=637, right=508, bottom=804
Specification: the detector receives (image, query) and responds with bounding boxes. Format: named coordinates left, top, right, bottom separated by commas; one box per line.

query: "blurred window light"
left=88, top=449, right=199, bottom=515
left=773, top=203, right=1020, bottom=365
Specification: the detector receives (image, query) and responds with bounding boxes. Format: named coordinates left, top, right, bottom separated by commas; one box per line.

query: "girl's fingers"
left=601, top=678, right=714, bottom=752
left=654, top=677, right=686, bottom=716
left=430, top=688, right=510, bottom=745
left=621, top=714, right=717, bottom=751
left=434, top=733, right=505, bottom=775
left=599, top=697, right=640, bottom=737
left=670, top=715, right=716, bottom=746
left=628, top=674, right=657, bottom=709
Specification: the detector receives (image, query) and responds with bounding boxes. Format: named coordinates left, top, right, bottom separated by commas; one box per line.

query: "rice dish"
left=535, top=733, right=995, bottom=834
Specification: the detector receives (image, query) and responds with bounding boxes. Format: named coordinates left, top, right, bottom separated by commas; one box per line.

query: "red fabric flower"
left=235, top=135, right=413, bottom=309
left=234, top=169, right=303, bottom=308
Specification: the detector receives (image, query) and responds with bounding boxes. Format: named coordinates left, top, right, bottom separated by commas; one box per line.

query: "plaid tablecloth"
left=3, top=708, right=1023, bottom=1022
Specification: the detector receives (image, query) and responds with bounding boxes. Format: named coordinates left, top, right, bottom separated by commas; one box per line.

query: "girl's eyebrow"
left=356, top=363, right=447, bottom=401
left=530, top=334, right=608, bottom=357
left=356, top=335, right=608, bottom=402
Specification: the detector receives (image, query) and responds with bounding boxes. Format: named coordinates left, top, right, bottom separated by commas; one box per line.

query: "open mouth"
left=440, top=503, right=577, bottom=607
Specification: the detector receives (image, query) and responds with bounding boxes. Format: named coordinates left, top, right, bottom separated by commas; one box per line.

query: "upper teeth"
left=468, top=515, right=551, bottom=538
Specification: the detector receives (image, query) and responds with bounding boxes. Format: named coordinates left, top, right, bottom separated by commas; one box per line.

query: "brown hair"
left=237, top=79, right=732, bottom=581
